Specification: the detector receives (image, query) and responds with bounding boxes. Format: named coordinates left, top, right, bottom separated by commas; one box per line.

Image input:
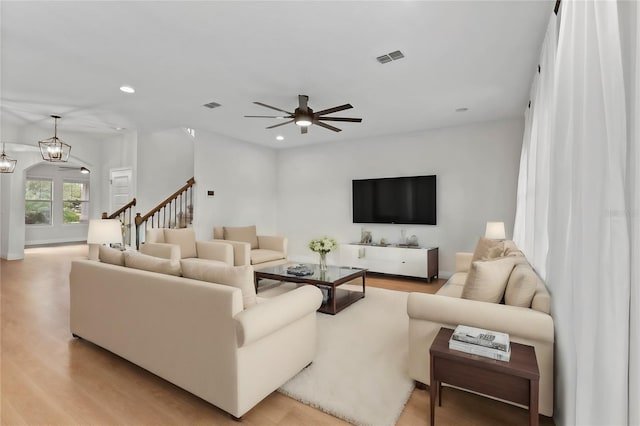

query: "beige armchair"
left=213, top=225, right=287, bottom=269
left=142, top=228, right=233, bottom=267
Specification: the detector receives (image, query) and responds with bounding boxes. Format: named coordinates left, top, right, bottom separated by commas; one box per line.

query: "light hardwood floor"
left=1, top=245, right=554, bottom=425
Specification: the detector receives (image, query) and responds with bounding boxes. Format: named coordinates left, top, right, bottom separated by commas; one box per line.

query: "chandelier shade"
left=39, top=115, right=71, bottom=162
left=0, top=144, right=17, bottom=173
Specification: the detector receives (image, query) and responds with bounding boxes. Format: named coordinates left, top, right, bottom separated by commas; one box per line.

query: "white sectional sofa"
left=69, top=255, right=322, bottom=419
left=407, top=239, right=554, bottom=417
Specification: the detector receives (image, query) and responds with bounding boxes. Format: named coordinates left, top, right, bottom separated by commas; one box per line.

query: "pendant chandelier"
left=0, top=143, right=17, bottom=173
left=39, top=115, right=71, bottom=162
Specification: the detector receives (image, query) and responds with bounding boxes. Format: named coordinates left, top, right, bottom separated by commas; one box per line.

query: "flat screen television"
left=352, top=175, right=436, bottom=225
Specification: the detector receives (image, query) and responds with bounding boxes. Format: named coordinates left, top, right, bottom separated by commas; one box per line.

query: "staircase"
left=102, top=198, right=136, bottom=247
left=134, top=177, right=195, bottom=249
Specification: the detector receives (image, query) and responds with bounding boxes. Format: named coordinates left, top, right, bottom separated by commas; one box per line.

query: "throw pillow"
left=223, top=225, right=259, bottom=250
left=181, top=261, right=256, bottom=309
left=471, top=237, right=505, bottom=262
left=99, top=245, right=125, bottom=266
left=504, top=263, right=539, bottom=308
left=462, top=256, right=517, bottom=303
left=164, top=228, right=198, bottom=259
left=124, top=252, right=181, bottom=276
left=503, top=240, right=525, bottom=257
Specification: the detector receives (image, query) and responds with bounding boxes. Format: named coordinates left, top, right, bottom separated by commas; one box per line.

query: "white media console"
left=339, top=243, right=439, bottom=282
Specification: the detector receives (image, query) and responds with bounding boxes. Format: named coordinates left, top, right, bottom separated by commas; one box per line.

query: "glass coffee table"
left=254, top=264, right=366, bottom=315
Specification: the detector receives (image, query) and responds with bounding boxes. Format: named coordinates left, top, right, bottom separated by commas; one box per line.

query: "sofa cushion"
left=145, top=228, right=165, bottom=243
left=99, top=245, right=125, bottom=266
left=124, top=252, right=181, bottom=276
left=180, top=261, right=257, bottom=309
left=250, top=249, right=285, bottom=265
left=180, top=257, right=230, bottom=269
left=504, top=263, right=539, bottom=308
left=436, top=277, right=465, bottom=298
left=462, top=257, right=517, bottom=303
left=164, top=228, right=198, bottom=259
left=224, top=225, right=258, bottom=250
left=471, top=237, right=505, bottom=262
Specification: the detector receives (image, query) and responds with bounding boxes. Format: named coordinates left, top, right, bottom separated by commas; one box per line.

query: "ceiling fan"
left=245, top=95, right=362, bottom=134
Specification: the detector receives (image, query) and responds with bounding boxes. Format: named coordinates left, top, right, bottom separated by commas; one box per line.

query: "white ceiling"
left=1, top=1, right=553, bottom=149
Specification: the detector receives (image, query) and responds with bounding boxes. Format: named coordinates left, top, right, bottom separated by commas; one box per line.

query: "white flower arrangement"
left=308, top=237, right=338, bottom=254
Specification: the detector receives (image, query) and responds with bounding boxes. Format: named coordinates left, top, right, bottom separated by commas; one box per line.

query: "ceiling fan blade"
left=317, top=117, right=362, bottom=123
left=244, top=115, right=290, bottom=119
left=314, top=104, right=353, bottom=116
left=253, top=102, right=292, bottom=115
left=301, top=126, right=308, bottom=134
left=266, top=120, right=294, bottom=129
left=298, top=95, right=309, bottom=112
left=314, top=121, right=342, bottom=132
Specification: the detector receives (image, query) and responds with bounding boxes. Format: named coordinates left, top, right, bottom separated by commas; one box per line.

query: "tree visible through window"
left=63, top=181, right=89, bottom=224
left=25, top=179, right=52, bottom=225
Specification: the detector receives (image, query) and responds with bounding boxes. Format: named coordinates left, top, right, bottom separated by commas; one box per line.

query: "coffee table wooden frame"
left=254, top=265, right=366, bottom=315
left=429, top=327, right=540, bottom=426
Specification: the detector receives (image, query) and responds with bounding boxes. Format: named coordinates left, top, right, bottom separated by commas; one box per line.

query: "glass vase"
left=319, top=252, right=328, bottom=271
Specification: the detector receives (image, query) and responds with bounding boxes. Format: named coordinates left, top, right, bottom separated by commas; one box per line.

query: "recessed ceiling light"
left=455, top=107, right=469, bottom=112
left=114, top=127, right=125, bottom=131
left=119, top=85, right=135, bottom=94
left=276, top=135, right=284, bottom=141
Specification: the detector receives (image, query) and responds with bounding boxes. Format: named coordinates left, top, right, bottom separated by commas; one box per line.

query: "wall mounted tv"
left=352, top=175, right=436, bottom=225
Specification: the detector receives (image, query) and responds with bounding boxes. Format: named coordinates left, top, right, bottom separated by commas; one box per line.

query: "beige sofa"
left=69, top=255, right=322, bottom=419
left=407, top=240, right=554, bottom=417
left=213, top=225, right=287, bottom=269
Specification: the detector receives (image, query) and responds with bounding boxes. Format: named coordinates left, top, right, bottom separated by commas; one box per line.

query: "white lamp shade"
left=485, top=222, right=506, bottom=240
left=87, top=219, right=122, bottom=244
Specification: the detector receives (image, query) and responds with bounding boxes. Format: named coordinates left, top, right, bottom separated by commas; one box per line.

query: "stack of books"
left=449, top=325, right=511, bottom=362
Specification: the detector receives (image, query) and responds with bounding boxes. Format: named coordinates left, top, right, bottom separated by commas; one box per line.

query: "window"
left=25, top=179, right=52, bottom=225
left=63, top=181, right=89, bottom=224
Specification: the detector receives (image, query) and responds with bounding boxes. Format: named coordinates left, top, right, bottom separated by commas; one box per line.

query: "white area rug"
left=261, top=282, right=414, bottom=426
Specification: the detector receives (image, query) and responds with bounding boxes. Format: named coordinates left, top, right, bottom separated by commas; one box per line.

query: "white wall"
left=276, top=118, right=524, bottom=276
left=192, top=130, right=278, bottom=240
left=136, top=128, right=194, bottom=216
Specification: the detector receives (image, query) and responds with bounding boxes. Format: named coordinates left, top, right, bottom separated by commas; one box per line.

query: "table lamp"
left=485, top=222, right=506, bottom=240
left=87, top=219, right=123, bottom=260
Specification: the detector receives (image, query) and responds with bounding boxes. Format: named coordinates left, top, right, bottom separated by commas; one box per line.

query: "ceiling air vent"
left=203, top=101, right=221, bottom=109
left=376, top=50, right=405, bottom=64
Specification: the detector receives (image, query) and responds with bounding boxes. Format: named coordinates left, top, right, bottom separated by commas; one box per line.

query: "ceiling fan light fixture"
left=119, top=85, right=135, bottom=94
left=0, top=144, right=17, bottom=173
left=38, top=115, right=71, bottom=162
left=295, top=117, right=312, bottom=127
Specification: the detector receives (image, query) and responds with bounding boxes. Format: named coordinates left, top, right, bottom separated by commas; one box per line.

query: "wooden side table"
left=429, top=327, right=540, bottom=426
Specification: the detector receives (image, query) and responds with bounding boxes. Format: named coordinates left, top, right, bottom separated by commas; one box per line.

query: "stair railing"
left=102, top=198, right=137, bottom=247
left=134, top=177, right=195, bottom=249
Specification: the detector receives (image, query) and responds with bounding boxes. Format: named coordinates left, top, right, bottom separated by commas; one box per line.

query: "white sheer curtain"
left=627, top=2, right=640, bottom=424
left=514, top=1, right=639, bottom=424
left=513, top=15, right=557, bottom=279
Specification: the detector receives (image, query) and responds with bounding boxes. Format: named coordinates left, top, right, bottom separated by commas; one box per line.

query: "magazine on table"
left=449, top=338, right=511, bottom=362
left=451, top=325, right=510, bottom=352
left=286, top=264, right=314, bottom=276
